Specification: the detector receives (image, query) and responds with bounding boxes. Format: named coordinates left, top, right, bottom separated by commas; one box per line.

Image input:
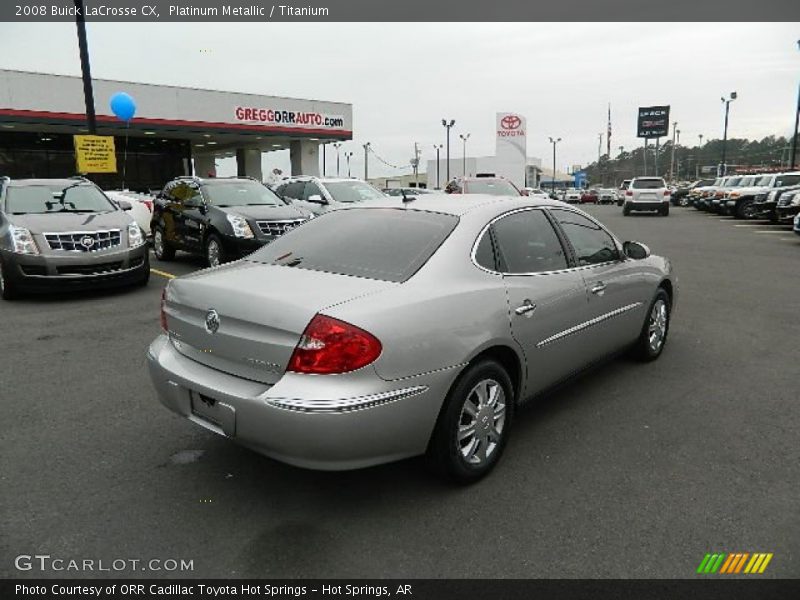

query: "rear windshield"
left=202, top=181, right=284, bottom=207
left=775, top=174, right=800, bottom=188
left=631, top=178, right=665, bottom=189
left=324, top=181, right=386, bottom=203
left=5, top=183, right=115, bottom=214
left=249, top=208, right=458, bottom=283
left=465, top=179, right=520, bottom=196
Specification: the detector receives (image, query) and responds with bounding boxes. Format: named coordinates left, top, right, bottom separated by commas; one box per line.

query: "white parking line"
left=779, top=238, right=798, bottom=242
left=733, top=223, right=781, bottom=227
left=753, top=230, right=790, bottom=234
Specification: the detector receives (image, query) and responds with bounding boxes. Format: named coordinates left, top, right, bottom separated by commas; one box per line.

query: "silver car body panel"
left=148, top=195, right=676, bottom=470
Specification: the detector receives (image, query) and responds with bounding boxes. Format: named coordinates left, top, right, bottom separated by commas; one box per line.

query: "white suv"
left=623, top=177, right=670, bottom=216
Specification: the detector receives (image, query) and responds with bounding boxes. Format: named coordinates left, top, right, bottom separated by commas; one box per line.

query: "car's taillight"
left=287, top=314, right=382, bottom=374
left=143, top=199, right=154, bottom=213
left=626, top=190, right=633, bottom=196
left=663, top=190, right=670, bottom=196
left=160, top=288, right=168, bottom=332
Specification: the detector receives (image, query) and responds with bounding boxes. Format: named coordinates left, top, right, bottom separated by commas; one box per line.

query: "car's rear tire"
left=632, top=289, right=671, bottom=362
left=428, top=359, right=514, bottom=484
left=205, top=234, right=226, bottom=268
left=153, top=228, right=175, bottom=261
left=623, top=204, right=631, bottom=216
left=660, top=204, right=670, bottom=217
left=0, top=258, right=18, bottom=300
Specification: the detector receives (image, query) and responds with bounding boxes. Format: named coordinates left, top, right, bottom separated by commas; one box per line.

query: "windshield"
left=324, top=181, right=386, bottom=203
left=202, top=181, right=285, bottom=207
left=5, top=183, right=116, bottom=214
left=631, top=178, right=665, bottom=189
left=464, top=179, right=520, bottom=196
left=755, top=176, right=773, bottom=186
left=775, top=174, right=800, bottom=188
left=249, top=208, right=458, bottom=282
left=738, top=177, right=755, bottom=186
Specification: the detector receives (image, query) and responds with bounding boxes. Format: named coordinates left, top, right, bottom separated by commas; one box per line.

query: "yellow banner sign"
left=73, top=135, right=117, bottom=173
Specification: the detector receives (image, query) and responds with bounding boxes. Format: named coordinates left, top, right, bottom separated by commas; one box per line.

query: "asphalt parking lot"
left=1, top=204, right=798, bottom=579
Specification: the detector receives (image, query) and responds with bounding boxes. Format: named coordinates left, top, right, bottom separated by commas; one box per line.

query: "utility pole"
left=362, top=142, right=371, bottom=181
left=442, top=119, right=455, bottom=182
left=548, top=136, right=561, bottom=194
left=790, top=39, right=799, bottom=169
left=333, top=142, right=342, bottom=177
left=432, top=144, right=443, bottom=189
left=669, top=121, right=678, bottom=183
left=459, top=133, right=470, bottom=176
left=346, top=151, right=353, bottom=177
left=720, top=92, right=738, bottom=176
left=675, top=129, right=681, bottom=180
left=643, top=139, right=649, bottom=176
left=73, top=0, right=97, bottom=134
left=410, top=142, right=421, bottom=187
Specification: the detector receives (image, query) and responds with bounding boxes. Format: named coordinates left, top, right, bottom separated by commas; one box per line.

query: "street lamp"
left=720, top=92, right=738, bottom=176
left=548, top=136, right=561, bottom=194
left=333, top=142, right=342, bottom=176
left=790, top=39, right=800, bottom=170
left=433, top=144, right=443, bottom=189
left=675, top=129, right=681, bottom=180
left=442, top=119, right=455, bottom=182
left=459, top=133, right=471, bottom=176
left=345, top=151, right=353, bottom=177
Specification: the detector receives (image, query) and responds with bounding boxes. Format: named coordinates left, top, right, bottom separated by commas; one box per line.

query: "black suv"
left=151, top=176, right=312, bottom=267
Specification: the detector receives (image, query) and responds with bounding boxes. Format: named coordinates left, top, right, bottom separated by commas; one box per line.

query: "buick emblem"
left=205, top=309, right=220, bottom=334
left=80, top=235, right=96, bottom=250
left=500, top=115, right=522, bottom=130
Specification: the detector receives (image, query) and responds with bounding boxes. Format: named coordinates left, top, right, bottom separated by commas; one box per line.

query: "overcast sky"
left=0, top=22, right=797, bottom=178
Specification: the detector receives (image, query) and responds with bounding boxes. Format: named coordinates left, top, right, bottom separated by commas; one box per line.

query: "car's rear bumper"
left=625, top=200, right=668, bottom=211
left=0, top=244, right=148, bottom=292
left=147, top=335, right=458, bottom=471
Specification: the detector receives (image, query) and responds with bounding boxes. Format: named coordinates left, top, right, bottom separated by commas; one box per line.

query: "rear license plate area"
left=190, top=391, right=222, bottom=426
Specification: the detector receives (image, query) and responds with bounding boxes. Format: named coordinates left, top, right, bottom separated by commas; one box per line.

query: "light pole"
left=548, top=136, right=561, bottom=194
left=433, top=144, right=443, bottom=189
left=442, top=119, right=455, bottom=182
left=333, top=142, right=342, bottom=176
left=669, top=121, right=678, bottom=184
left=345, top=151, right=353, bottom=177
left=362, top=142, right=371, bottom=181
left=720, top=92, right=738, bottom=176
left=675, top=129, right=681, bottom=180
left=790, top=39, right=800, bottom=170
left=459, top=133, right=470, bottom=176
left=73, top=0, right=97, bottom=134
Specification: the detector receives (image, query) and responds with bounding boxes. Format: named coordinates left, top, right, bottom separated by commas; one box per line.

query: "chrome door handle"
left=591, top=282, right=607, bottom=295
left=514, top=300, right=537, bottom=316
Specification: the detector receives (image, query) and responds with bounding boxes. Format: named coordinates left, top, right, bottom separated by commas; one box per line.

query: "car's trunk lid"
left=164, top=260, right=393, bottom=384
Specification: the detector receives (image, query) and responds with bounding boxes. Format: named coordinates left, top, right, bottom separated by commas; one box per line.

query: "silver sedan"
left=148, top=195, right=676, bottom=483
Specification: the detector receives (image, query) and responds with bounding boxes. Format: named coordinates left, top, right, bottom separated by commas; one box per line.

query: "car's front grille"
left=44, top=230, right=122, bottom=252
left=57, top=262, right=123, bottom=275
left=255, top=219, right=307, bottom=237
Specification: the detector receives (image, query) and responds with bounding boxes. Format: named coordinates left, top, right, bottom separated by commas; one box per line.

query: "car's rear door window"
left=249, top=208, right=458, bottom=283
left=490, top=209, right=568, bottom=273
left=549, top=209, right=620, bottom=266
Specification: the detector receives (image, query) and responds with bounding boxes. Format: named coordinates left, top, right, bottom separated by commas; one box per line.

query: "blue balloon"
left=110, top=92, right=136, bottom=122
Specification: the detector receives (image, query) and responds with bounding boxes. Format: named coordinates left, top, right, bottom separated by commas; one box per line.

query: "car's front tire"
left=632, top=289, right=671, bottom=362
left=153, top=227, right=176, bottom=261
left=0, top=258, right=18, bottom=300
left=205, top=234, right=227, bottom=268
left=428, top=359, right=514, bottom=484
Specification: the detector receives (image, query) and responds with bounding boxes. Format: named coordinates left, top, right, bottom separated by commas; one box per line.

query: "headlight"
left=226, top=213, right=254, bottom=239
left=791, top=194, right=800, bottom=207
left=9, top=225, right=40, bottom=255
left=729, top=192, right=739, bottom=199
left=127, top=221, right=144, bottom=248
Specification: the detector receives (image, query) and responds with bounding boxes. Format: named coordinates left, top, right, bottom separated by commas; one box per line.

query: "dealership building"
left=0, top=69, right=352, bottom=191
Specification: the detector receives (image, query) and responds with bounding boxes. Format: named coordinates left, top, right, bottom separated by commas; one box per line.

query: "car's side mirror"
left=307, top=194, right=326, bottom=204
left=623, top=241, right=650, bottom=260
left=117, top=199, right=132, bottom=211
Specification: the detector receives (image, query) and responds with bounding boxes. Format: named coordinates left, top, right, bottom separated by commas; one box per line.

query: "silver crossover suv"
left=0, top=177, right=149, bottom=300
left=148, top=195, right=676, bottom=482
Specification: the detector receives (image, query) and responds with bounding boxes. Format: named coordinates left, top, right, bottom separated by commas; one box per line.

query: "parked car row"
left=684, top=171, right=800, bottom=222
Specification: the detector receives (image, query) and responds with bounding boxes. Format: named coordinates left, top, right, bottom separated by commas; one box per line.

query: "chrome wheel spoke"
left=458, top=422, right=476, bottom=442
left=457, top=377, right=506, bottom=467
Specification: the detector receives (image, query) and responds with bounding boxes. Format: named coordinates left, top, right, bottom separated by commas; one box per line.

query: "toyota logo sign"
left=500, top=115, right=522, bottom=130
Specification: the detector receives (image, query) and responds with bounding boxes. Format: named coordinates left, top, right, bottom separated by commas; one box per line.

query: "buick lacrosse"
left=148, top=195, right=676, bottom=483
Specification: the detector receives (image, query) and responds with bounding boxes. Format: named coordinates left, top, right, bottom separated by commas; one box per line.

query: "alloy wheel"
left=648, top=299, right=668, bottom=353
left=457, top=378, right=506, bottom=467
left=154, top=230, right=164, bottom=257
left=0, top=262, right=5, bottom=294
left=207, top=239, right=221, bottom=267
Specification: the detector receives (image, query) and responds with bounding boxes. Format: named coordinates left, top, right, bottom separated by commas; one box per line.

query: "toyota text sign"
left=637, top=105, right=670, bottom=138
